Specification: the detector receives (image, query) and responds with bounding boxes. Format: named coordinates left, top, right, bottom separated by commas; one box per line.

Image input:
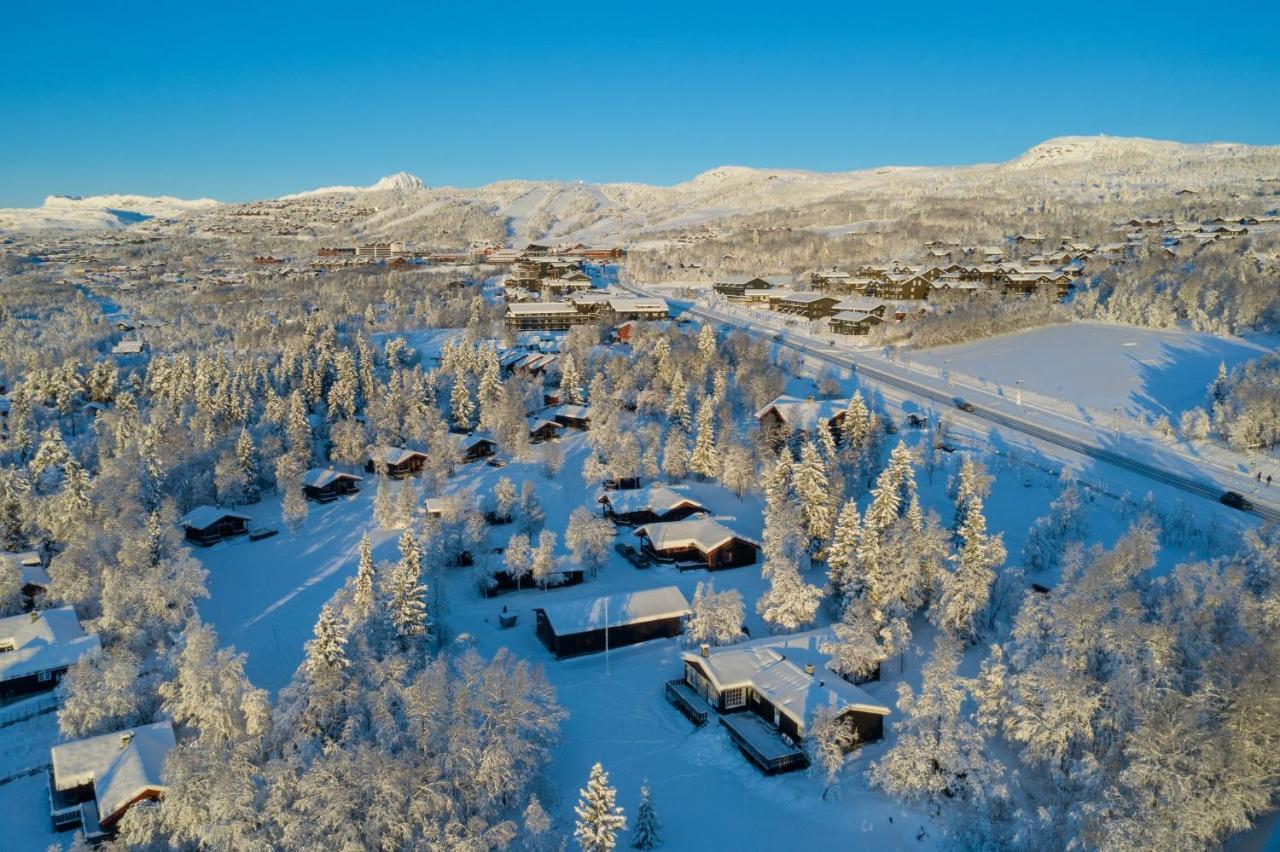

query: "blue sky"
left=2, top=1, right=1277, bottom=206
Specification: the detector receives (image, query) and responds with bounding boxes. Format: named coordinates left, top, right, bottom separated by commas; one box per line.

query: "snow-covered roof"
left=111, top=340, right=145, bottom=354
left=831, top=310, right=883, bottom=323
left=447, top=430, right=497, bottom=449
left=506, top=302, right=581, bottom=315
left=1, top=550, right=48, bottom=590
left=553, top=404, right=592, bottom=419
left=372, top=445, right=428, bottom=466
left=601, top=484, right=705, bottom=516
left=51, top=721, right=176, bottom=827
left=634, top=517, right=757, bottom=554
left=0, top=606, right=101, bottom=682
left=605, top=298, right=669, bottom=313
left=537, top=586, right=691, bottom=636
left=684, top=628, right=890, bottom=731
left=753, top=395, right=846, bottom=430
left=302, top=468, right=363, bottom=488
left=528, top=417, right=560, bottom=431
left=833, top=297, right=886, bottom=313
left=179, top=505, right=251, bottom=531
left=778, top=291, right=834, bottom=304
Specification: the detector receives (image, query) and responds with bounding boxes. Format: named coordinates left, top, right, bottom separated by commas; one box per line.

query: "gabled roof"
left=553, top=404, right=592, bottom=420
left=684, top=628, right=890, bottom=731
left=753, top=395, right=846, bottom=430
left=372, top=446, right=429, bottom=466
left=778, top=291, right=836, bottom=304
left=0, top=606, right=101, bottom=682
left=605, top=297, right=669, bottom=313
left=833, top=297, right=886, bottom=313
left=301, top=468, right=363, bottom=488
left=600, top=484, right=706, bottom=516
left=831, top=310, right=883, bottom=323
left=634, top=517, right=757, bottom=554
left=506, top=302, right=581, bottom=315
left=51, top=721, right=176, bottom=827
left=179, top=505, right=251, bottom=531
left=536, top=586, right=691, bottom=635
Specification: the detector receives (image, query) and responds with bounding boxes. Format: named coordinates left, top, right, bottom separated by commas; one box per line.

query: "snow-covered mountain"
left=0, top=193, right=220, bottom=233
left=6, top=137, right=1278, bottom=239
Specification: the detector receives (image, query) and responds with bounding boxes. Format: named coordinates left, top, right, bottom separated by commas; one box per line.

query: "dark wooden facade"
left=303, top=476, right=361, bottom=503
left=535, top=611, right=685, bottom=659
left=637, top=535, right=758, bottom=571
left=182, top=513, right=249, bottom=547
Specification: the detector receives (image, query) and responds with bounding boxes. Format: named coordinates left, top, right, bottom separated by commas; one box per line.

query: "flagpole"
left=604, top=596, right=610, bottom=677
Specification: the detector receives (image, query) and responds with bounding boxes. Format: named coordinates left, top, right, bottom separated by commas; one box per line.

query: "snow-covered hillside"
left=0, top=193, right=220, bottom=233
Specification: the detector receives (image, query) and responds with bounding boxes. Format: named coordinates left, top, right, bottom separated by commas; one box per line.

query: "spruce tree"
left=687, top=396, right=718, bottom=480
left=353, top=532, right=377, bottom=618
left=388, top=530, right=428, bottom=642
left=574, top=762, right=626, bottom=852
left=632, top=782, right=661, bottom=849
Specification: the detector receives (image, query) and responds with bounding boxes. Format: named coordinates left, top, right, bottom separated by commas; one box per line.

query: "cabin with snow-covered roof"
left=49, top=721, right=176, bottom=838
left=0, top=607, right=101, bottom=703
left=633, top=517, right=759, bottom=570
left=598, top=484, right=707, bottom=526
left=301, top=468, right=363, bottom=502
left=366, top=446, right=429, bottom=478
left=675, top=628, right=890, bottom=773
left=534, top=586, right=692, bottom=659
left=179, top=506, right=251, bottom=546
left=754, top=395, right=847, bottom=444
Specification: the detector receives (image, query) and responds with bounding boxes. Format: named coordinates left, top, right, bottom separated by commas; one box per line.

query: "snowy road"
left=621, top=282, right=1280, bottom=524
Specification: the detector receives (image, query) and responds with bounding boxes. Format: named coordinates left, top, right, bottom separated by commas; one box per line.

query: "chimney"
left=120, top=731, right=134, bottom=749
left=804, top=663, right=815, bottom=676
left=699, top=643, right=710, bottom=658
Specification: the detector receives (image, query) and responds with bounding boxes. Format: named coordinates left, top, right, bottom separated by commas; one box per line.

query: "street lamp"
left=944, top=359, right=951, bottom=386
left=1015, top=378, right=1023, bottom=410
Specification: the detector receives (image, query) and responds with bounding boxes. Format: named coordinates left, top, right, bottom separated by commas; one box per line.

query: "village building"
left=504, top=302, right=591, bottom=331
left=754, top=395, right=847, bottom=443
left=449, top=431, right=498, bottom=463
left=633, top=517, right=760, bottom=570
left=832, top=297, right=888, bottom=317
left=829, top=310, right=884, bottom=336
left=551, top=404, right=592, bottom=430
left=527, top=418, right=561, bottom=443
left=179, top=506, right=251, bottom=546
left=1, top=551, right=49, bottom=609
left=49, top=722, right=176, bottom=839
left=771, top=292, right=843, bottom=320
left=600, top=297, right=670, bottom=324
left=301, top=468, right=363, bottom=502
left=598, top=484, right=707, bottom=526
left=366, top=446, right=429, bottom=478
left=534, top=586, right=692, bottom=659
left=111, top=340, right=147, bottom=357
left=539, top=272, right=593, bottom=296
left=669, top=628, right=891, bottom=774
left=713, top=275, right=790, bottom=298
left=0, top=607, right=101, bottom=704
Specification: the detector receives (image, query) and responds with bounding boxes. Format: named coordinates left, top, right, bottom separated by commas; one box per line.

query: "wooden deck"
left=664, top=679, right=710, bottom=726
left=719, top=712, right=809, bottom=774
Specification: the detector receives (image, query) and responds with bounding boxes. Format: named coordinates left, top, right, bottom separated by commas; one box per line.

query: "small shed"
left=179, top=506, right=251, bottom=546
left=534, top=586, right=692, bottom=659
left=302, top=469, right=363, bottom=502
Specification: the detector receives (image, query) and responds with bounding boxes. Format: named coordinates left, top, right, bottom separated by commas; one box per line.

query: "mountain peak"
left=370, top=172, right=424, bottom=192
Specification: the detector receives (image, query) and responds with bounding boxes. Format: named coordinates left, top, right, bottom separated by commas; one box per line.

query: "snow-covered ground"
left=909, top=321, right=1276, bottom=422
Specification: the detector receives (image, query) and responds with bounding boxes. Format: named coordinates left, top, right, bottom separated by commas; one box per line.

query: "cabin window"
left=38, top=669, right=52, bottom=682
left=724, top=687, right=747, bottom=710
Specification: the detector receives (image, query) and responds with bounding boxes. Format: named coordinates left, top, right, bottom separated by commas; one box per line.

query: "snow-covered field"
left=910, top=321, right=1275, bottom=422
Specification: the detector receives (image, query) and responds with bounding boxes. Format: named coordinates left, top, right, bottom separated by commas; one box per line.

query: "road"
left=622, top=282, right=1280, bottom=524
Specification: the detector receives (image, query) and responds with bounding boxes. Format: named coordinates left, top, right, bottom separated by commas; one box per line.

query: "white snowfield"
left=0, top=193, right=219, bottom=232
left=535, top=586, right=692, bottom=634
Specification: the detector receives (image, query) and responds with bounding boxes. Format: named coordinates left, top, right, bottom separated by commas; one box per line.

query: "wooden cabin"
left=49, top=722, right=176, bottom=839
left=450, top=431, right=498, bottom=462
left=0, top=607, right=101, bottom=704
left=301, top=469, right=363, bottom=502
left=754, top=395, right=847, bottom=444
left=179, top=506, right=251, bottom=546
left=480, top=565, right=585, bottom=597
left=367, top=446, right=429, bottom=478
left=528, top=418, right=561, bottom=443
left=534, top=586, right=691, bottom=659
left=598, top=484, right=707, bottom=526
left=633, top=518, right=759, bottom=570
left=829, top=311, right=884, bottom=336
left=673, top=629, right=890, bottom=774
left=772, top=292, right=842, bottom=320
left=552, top=404, right=592, bottom=430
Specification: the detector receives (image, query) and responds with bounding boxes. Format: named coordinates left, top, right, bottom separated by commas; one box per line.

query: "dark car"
left=614, top=542, right=651, bottom=568
left=1220, top=491, right=1254, bottom=511
left=953, top=398, right=976, bottom=413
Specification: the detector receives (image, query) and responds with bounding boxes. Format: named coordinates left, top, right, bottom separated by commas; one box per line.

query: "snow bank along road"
left=621, top=282, right=1280, bottom=524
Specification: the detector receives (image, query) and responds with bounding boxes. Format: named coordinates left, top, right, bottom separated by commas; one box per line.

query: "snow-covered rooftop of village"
left=0, top=606, right=101, bottom=682
left=753, top=394, right=847, bottom=429
left=301, top=468, right=362, bottom=488
left=180, top=505, right=251, bottom=530
left=685, top=628, right=891, bottom=728
left=633, top=517, right=753, bottom=553
left=50, top=721, right=176, bottom=825
left=536, top=586, right=692, bottom=635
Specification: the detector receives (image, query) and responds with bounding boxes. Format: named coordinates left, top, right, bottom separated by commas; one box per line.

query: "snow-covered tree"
left=504, top=532, right=532, bottom=584
left=934, top=491, right=1005, bottom=642
left=1021, top=480, right=1088, bottom=574
left=719, top=442, right=755, bottom=498
left=793, top=440, right=835, bottom=544
left=352, top=532, right=377, bottom=619
left=826, top=498, right=862, bottom=599
left=305, top=603, right=350, bottom=680
left=531, top=529, right=560, bottom=588
left=822, top=598, right=883, bottom=682
left=660, top=429, right=688, bottom=481
left=686, top=581, right=745, bottom=647
left=632, top=782, right=661, bottom=849
left=807, top=705, right=857, bottom=784
left=757, top=561, right=823, bottom=633
left=575, top=762, right=627, bottom=852
left=565, top=507, right=615, bottom=577
left=687, top=396, right=718, bottom=480
left=387, top=530, right=428, bottom=643
left=560, top=352, right=584, bottom=405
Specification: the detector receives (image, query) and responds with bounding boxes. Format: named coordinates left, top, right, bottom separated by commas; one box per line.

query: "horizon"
left=3, top=1, right=1279, bottom=207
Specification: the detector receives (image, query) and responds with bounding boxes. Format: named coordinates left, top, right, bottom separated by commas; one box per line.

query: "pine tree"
left=665, top=372, right=690, bottom=432
left=574, top=762, right=626, bottom=852
left=388, top=530, right=428, bottom=642
left=935, top=492, right=1005, bottom=643
left=305, top=603, right=350, bottom=679
left=823, top=598, right=883, bottom=682
left=235, top=427, right=260, bottom=502
left=757, top=561, right=823, bottom=633
left=353, top=532, right=377, bottom=618
left=661, top=429, right=688, bottom=481
left=687, top=396, right=718, bottom=480
left=632, top=782, right=661, bottom=849
left=827, top=498, right=862, bottom=599
left=450, top=363, right=476, bottom=432
left=793, top=440, right=835, bottom=544
left=559, top=352, right=584, bottom=405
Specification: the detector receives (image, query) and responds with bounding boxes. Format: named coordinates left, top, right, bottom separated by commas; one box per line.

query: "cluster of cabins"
left=504, top=295, right=671, bottom=331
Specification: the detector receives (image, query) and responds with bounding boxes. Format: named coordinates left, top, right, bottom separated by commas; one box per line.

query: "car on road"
left=1220, top=491, right=1254, bottom=511
left=953, top=398, right=976, bottom=413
